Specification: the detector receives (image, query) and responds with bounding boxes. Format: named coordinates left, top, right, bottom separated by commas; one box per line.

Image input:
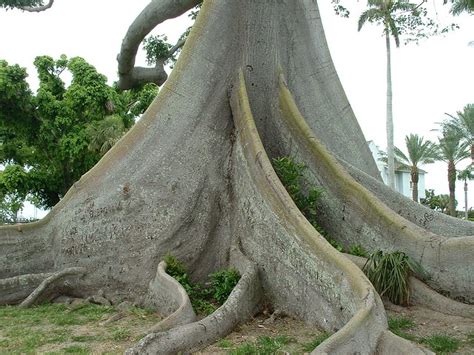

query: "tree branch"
left=19, top=0, right=54, bottom=12
left=117, top=0, right=200, bottom=90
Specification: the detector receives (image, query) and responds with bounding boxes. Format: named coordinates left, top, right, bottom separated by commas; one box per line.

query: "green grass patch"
left=421, top=334, right=461, bottom=354
left=231, top=335, right=295, bottom=355
left=301, top=332, right=331, bottom=352
left=349, top=244, right=368, bottom=257
left=63, top=345, right=90, bottom=354
left=388, top=316, right=417, bottom=341
left=217, top=338, right=233, bottom=348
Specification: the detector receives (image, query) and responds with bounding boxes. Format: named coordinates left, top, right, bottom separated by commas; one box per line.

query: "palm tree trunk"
left=411, top=167, right=419, bottom=202
left=464, top=180, right=468, bottom=219
left=385, top=31, right=395, bottom=190
left=448, top=160, right=457, bottom=216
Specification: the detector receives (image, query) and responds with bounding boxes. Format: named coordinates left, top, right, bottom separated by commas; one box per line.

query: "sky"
left=0, top=0, right=473, bottom=217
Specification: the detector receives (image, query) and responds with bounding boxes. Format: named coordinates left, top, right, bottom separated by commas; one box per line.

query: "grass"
left=231, top=335, right=295, bottom=354
left=349, top=244, right=368, bottom=257
left=388, top=316, right=417, bottom=341
left=363, top=250, right=426, bottom=305
left=421, top=334, right=461, bottom=354
left=301, top=332, right=331, bottom=352
left=164, top=254, right=241, bottom=315
left=217, top=339, right=233, bottom=348
left=0, top=302, right=160, bottom=353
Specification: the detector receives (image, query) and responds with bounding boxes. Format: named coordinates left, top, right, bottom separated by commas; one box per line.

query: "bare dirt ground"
left=385, top=303, right=474, bottom=355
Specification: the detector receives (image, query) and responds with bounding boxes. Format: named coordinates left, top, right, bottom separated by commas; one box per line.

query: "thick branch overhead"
left=117, top=0, right=200, bottom=90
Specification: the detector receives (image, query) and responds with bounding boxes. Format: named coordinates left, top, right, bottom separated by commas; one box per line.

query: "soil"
left=385, top=303, right=474, bottom=355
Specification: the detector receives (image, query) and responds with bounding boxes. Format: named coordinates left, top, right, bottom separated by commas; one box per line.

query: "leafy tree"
left=444, top=0, right=474, bottom=14
left=443, top=103, right=474, bottom=165
left=421, top=189, right=452, bottom=213
left=395, top=134, right=439, bottom=202
left=0, top=56, right=157, bottom=208
left=437, top=127, right=470, bottom=216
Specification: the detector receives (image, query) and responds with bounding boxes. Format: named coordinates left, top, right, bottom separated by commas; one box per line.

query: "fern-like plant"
left=362, top=250, right=425, bottom=305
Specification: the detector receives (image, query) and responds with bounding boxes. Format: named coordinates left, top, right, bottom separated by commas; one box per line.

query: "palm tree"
left=444, top=0, right=474, bottom=15
left=437, top=128, right=470, bottom=216
left=358, top=0, right=418, bottom=190
left=458, top=167, right=473, bottom=219
left=395, top=134, right=439, bottom=202
left=444, top=103, right=474, bottom=165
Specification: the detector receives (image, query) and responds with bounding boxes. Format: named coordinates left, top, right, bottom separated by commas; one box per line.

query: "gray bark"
left=1, top=0, right=472, bottom=353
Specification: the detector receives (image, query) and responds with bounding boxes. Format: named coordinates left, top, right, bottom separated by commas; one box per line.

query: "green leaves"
left=363, top=250, right=427, bottom=305
left=0, top=56, right=158, bottom=210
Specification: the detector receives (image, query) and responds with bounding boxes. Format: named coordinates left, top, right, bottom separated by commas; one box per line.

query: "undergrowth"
left=363, top=250, right=425, bottom=305
left=272, top=156, right=363, bottom=255
left=388, top=316, right=417, bottom=341
left=164, top=254, right=240, bottom=315
left=421, top=334, right=461, bottom=354
left=230, top=335, right=295, bottom=355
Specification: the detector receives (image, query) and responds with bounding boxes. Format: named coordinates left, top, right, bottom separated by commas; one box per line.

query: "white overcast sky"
left=0, top=0, right=473, bottom=214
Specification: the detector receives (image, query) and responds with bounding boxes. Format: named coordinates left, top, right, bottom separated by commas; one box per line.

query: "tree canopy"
left=0, top=56, right=157, bottom=208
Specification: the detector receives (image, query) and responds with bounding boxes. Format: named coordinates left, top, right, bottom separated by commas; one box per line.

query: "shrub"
left=363, top=250, right=425, bottom=305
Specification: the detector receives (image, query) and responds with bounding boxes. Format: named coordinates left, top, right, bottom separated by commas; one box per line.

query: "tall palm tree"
left=358, top=0, right=418, bottom=190
left=444, top=0, right=474, bottom=15
left=458, top=167, right=473, bottom=219
left=395, top=134, right=438, bottom=202
left=444, top=103, right=474, bottom=165
left=437, top=128, right=470, bottom=216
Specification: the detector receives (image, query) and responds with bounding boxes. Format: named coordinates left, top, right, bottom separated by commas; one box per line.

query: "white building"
left=368, top=141, right=426, bottom=200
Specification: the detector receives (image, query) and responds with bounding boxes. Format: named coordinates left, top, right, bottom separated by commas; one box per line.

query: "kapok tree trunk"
left=1, top=1, right=473, bottom=353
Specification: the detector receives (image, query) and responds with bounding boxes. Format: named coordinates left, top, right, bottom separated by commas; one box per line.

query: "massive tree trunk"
left=1, top=1, right=473, bottom=353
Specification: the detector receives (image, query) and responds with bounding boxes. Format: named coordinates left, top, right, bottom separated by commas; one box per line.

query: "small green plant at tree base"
left=217, top=339, right=233, bottom=348
left=349, top=244, right=368, bottom=257
left=272, top=157, right=340, bottom=248
left=363, top=250, right=426, bottom=305
left=301, top=332, right=331, bottom=352
left=421, top=334, right=461, bottom=354
left=231, top=335, right=295, bottom=355
left=388, top=316, right=417, bottom=340
left=163, top=254, right=240, bottom=315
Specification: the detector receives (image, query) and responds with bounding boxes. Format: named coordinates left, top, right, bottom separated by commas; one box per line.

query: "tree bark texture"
left=411, top=167, right=419, bottom=202
left=1, top=1, right=473, bottom=353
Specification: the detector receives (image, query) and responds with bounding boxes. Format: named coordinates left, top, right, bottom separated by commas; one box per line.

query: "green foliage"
left=217, top=339, right=233, bottom=348
left=357, top=0, right=458, bottom=46
left=0, top=57, right=157, bottom=209
left=363, top=250, right=425, bottom=305
left=0, top=0, right=44, bottom=10
left=388, top=316, right=417, bottom=340
left=164, top=255, right=240, bottom=315
left=301, top=332, right=331, bottom=352
left=421, top=334, right=461, bottom=354
left=272, top=157, right=326, bottom=234
left=348, top=244, right=368, bottom=257
left=231, top=336, right=295, bottom=355
left=209, top=268, right=240, bottom=304
left=143, top=35, right=174, bottom=66
left=444, top=0, right=474, bottom=15
left=420, top=189, right=452, bottom=213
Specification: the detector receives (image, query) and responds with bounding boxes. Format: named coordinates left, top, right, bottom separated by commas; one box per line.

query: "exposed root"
left=0, top=272, right=52, bottom=305
left=277, top=73, right=474, bottom=302
left=231, top=71, right=387, bottom=353
left=19, top=267, right=86, bottom=308
left=409, top=278, right=474, bottom=319
left=376, top=330, right=434, bottom=355
left=126, top=246, right=262, bottom=354
left=146, top=261, right=196, bottom=333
